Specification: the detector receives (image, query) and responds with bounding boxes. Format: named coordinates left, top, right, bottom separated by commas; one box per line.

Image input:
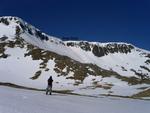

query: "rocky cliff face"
left=66, top=41, right=134, bottom=57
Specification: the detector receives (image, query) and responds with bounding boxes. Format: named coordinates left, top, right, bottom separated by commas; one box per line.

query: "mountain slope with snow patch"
left=0, top=16, right=150, bottom=97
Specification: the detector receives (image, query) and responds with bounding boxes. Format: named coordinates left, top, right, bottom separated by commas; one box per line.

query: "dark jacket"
left=48, top=76, right=53, bottom=86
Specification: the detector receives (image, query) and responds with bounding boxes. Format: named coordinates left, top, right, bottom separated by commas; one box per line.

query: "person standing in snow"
left=46, top=76, right=53, bottom=95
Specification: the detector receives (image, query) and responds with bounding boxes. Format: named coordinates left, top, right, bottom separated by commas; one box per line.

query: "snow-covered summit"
left=0, top=16, right=62, bottom=42
left=1, top=16, right=145, bottom=62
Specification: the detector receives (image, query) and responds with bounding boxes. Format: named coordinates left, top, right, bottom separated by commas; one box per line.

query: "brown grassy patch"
left=30, top=70, right=42, bottom=80
left=132, top=89, right=150, bottom=98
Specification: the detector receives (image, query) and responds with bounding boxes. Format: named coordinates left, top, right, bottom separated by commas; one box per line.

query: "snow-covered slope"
left=0, top=16, right=149, bottom=78
left=0, top=16, right=150, bottom=97
left=0, top=86, right=150, bottom=113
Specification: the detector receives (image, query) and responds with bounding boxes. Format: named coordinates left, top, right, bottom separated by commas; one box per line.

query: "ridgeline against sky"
left=0, top=0, right=150, bottom=50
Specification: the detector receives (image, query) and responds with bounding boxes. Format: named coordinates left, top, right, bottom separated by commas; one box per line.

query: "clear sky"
left=0, top=0, right=150, bottom=50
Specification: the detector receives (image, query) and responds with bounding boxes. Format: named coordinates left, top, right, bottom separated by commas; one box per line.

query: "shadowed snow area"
left=0, top=86, right=150, bottom=113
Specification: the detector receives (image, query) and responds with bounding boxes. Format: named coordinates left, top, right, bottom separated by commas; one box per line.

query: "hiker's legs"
left=46, top=86, right=50, bottom=95
left=46, top=85, right=52, bottom=95
left=49, top=86, right=52, bottom=95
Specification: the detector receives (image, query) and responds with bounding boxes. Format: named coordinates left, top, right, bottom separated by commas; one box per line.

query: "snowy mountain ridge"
left=0, top=16, right=150, bottom=98
left=1, top=16, right=149, bottom=62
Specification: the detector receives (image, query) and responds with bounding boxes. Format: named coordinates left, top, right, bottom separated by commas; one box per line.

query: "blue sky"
left=0, top=0, right=150, bottom=50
